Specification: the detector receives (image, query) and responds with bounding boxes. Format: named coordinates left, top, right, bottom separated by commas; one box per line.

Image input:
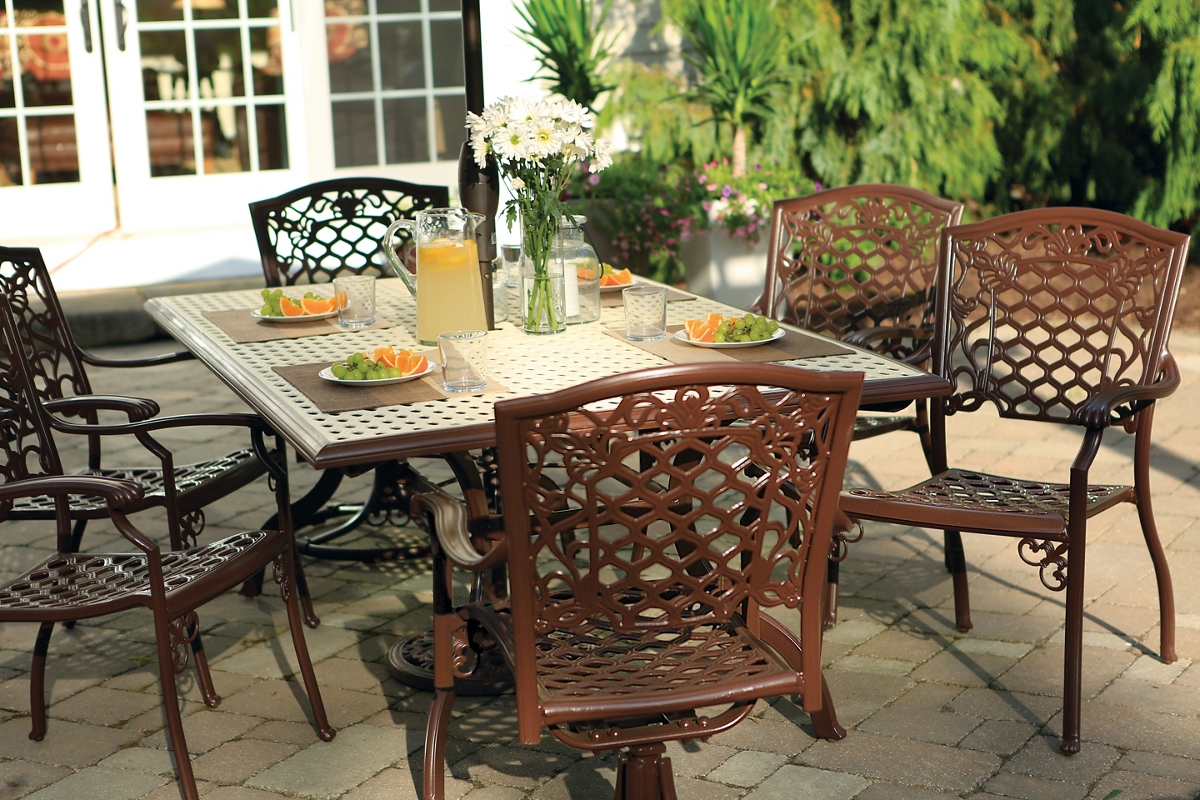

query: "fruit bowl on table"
left=322, top=346, right=433, bottom=386
left=253, top=288, right=343, bottom=322
left=598, top=264, right=635, bottom=291
left=680, top=313, right=784, bottom=347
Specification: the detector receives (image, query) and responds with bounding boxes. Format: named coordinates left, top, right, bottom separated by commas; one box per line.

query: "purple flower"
left=587, top=173, right=600, bottom=186
left=754, top=163, right=761, bottom=171
left=814, top=181, right=823, bottom=192
left=721, top=185, right=733, bottom=198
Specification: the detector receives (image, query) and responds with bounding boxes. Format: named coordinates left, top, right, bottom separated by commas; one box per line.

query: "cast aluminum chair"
left=0, top=293, right=334, bottom=800
left=750, top=185, right=964, bottom=623
left=0, top=248, right=323, bottom=620
left=840, top=207, right=1189, bottom=754
left=415, top=363, right=863, bottom=800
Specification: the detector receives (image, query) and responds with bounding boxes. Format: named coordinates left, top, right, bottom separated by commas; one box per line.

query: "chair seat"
left=841, top=468, right=1134, bottom=538
left=7, top=449, right=264, bottom=519
left=0, top=529, right=284, bottom=622
left=471, top=603, right=802, bottom=726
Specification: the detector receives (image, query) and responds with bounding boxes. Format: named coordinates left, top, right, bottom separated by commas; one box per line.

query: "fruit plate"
left=252, top=309, right=338, bottom=323
left=597, top=281, right=638, bottom=293
left=318, top=361, right=437, bottom=386
left=673, top=328, right=786, bottom=348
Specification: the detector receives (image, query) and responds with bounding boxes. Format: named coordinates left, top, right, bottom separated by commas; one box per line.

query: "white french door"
left=0, top=0, right=309, bottom=239
left=0, top=0, right=116, bottom=238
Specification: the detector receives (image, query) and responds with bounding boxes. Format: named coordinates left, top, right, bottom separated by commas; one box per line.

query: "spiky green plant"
left=515, top=0, right=616, bottom=110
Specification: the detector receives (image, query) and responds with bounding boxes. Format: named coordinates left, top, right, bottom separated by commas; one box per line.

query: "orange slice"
left=373, top=346, right=397, bottom=368
left=612, top=268, right=633, bottom=285
left=302, top=297, right=333, bottom=315
left=707, top=313, right=728, bottom=328
left=279, top=296, right=304, bottom=317
left=400, top=354, right=429, bottom=376
left=683, top=320, right=715, bottom=342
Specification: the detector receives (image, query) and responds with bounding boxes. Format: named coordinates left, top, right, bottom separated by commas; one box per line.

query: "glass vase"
left=520, top=257, right=566, bottom=334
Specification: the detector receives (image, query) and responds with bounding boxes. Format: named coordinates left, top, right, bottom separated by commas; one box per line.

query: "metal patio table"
left=145, top=277, right=952, bottom=689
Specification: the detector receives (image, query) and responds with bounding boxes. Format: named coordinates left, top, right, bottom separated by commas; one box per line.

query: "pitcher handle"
left=383, top=219, right=418, bottom=298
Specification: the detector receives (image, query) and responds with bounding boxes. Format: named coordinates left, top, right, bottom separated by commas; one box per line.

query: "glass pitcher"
left=385, top=208, right=488, bottom=345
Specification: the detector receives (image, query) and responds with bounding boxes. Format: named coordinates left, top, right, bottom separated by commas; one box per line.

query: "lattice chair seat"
left=0, top=530, right=278, bottom=621
left=9, top=449, right=262, bottom=519
left=843, top=469, right=1133, bottom=538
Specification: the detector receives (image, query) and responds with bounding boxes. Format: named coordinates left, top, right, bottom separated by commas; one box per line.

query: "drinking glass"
left=438, top=330, right=488, bottom=393
left=334, top=275, right=376, bottom=328
left=501, top=244, right=523, bottom=288
left=623, top=285, right=668, bottom=341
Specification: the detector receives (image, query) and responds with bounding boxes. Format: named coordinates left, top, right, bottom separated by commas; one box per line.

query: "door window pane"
left=383, top=96, right=425, bottom=163
left=202, top=104, right=247, bottom=172
left=256, top=103, right=287, bottom=170
left=140, top=30, right=188, bottom=101
left=429, top=19, right=462, bottom=88
left=194, top=28, right=245, bottom=98
left=0, top=117, right=23, bottom=185
left=26, top=113, right=78, bottom=183
left=18, top=28, right=73, bottom=106
left=429, top=0, right=459, bottom=9
left=433, top=93, right=464, bottom=161
left=377, top=0, right=419, bottom=12
left=191, top=0, right=239, bottom=21
left=14, top=0, right=64, bottom=21
left=147, top=109, right=197, bottom=176
left=246, top=0, right=277, bottom=18
left=327, top=21, right=372, bottom=92
left=136, top=0, right=182, bottom=22
left=378, top=22, right=422, bottom=91
left=249, top=26, right=283, bottom=96
left=332, top=99, right=376, bottom=167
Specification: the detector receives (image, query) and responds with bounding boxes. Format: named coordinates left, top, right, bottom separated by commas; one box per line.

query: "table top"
left=146, top=278, right=950, bottom=469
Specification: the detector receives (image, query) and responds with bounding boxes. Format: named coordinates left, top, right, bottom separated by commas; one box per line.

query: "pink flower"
left=667, top=237, right=677, bottom=246
left=734, top=226, right=746, bottom=237
left=748, top=223, right=757, bottom=233
left=758, top=182, right=768, bottom=191
left=706, top=184, right=717, bottom=192
left=587, top=173, right=600, bottom=186
left=814, top=181, right=823, bottom=192
left=702, top=200, right=713, bottom=211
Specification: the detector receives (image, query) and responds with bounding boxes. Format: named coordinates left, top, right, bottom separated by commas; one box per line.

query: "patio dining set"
left=0, top=180, right=1190, bottom=800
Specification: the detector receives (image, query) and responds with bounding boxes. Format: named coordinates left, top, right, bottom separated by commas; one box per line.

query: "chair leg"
left=913, top=399, right=936, bottom=476
left=809, top=674, right=847, bottom=741
left=189, top=627, right=221, bottom=708
left=278, top=549, right=334, bottom=741
left=153, top=614, right=200, bottom=800
left=944, top=530, right=972, bottom=632
left=1134, top=435, right=1176, bottom=663
left=28, top=622, right=53, bottom=741
left=1060, top=539, right=1087, bottom=755
left=824, top=557, right=840, bottom=631
left=62, top=520, right=88, bottom=630
left=613, top=743, right=678, bottom=800
left=423, top=687, right=456, bottom=800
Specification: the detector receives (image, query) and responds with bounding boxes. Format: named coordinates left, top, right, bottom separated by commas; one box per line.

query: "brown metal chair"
left=415, top=363, right=863, bottom=800
left=0, top=292, right=334, bottom=800
left=0, top=247, right=324, bottom=619
left=751, top=184, right=965, bottom=623
left=840, top=207, right=1190, bottom=754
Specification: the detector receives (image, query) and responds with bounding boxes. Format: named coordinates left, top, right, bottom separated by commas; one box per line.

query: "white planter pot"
left=682, top=230, right=769, bottom=310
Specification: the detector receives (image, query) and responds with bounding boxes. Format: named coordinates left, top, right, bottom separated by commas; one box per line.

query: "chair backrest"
left=759, top=184, right=964, bottom=342
left=0, top=247, right=93, bottom=402
left=934, top=208, right=1191, bottom=423
left=495, top=363, right=862, bottom=725
left=248, top=177, right=450, bottom=286
left=0, top=288, right=64, bottom=494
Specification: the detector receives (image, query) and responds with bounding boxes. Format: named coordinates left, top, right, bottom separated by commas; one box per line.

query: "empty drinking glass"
left=334, top=275, right=376, bottom=328
left=623, top=285, right=668, bottom=341
left=438, top=330, right=488, bottom=393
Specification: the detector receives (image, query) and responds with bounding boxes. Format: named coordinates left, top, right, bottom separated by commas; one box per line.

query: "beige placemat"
left=602, top=324, right=851, bottom=365
left=273, top=361, right=506, bottom=415
left=600, top=287, right=696, bottom=308
left=203, top=309, right=397, bottom=344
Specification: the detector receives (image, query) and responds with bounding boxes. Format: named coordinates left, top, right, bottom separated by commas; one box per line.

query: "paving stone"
left=830, top=655, right=916, bottom=676
left=707, top=716, right=816, bottom=756
left=858, top=706, right=982, bottom=745
left=662, top=739, right=738, bottom=777
left=958, top=719, right=1038, bottom=756
left=219, top=680, right=387, bottom=729
left=1095, top=676, right=1200, bottom=715
left=1122, top=654, right=1191, bottom=683
left=953, top=613, right=1062, bottom=644
left=1047, top=702, right=1200, bottom=759
left=141, top=778, right=217, bottom=799
left=823, top=671, right=914, bottom=726
left=310, top=657, right=401, bottom=695
left=241, top=719, right=326, bottom=747
left=247, top=724, right=415, bottom=798
left=995, top=644, right=1135, bottom=699
left=47, top=687, right=159, bottom=727
left=0, top=718, right=139, bottom=768
left=743, top=764, right=869, bottom=799
left=981, top=772, right=1086, bottom=800
left=0, top=761, right=71, bottom=800
left=1116, top=751, right=1200, bottom=784
left=855, top=784, right=963, bottom=800
left=851, top=630, right=949, bottom=663
left=910, top=650, right=1019, bottom=688
left=192, top=740, right=298, bottom=785
left=888, top=683, right=963, bottom=710
left=1003, top=735, right=1119, bottom=784
left=448, top=744, right=576, bottom=790
left=1084, top=770, right=1200, bottom=799
left=211, top=627, right=360, bottom=679
left=947, top=688, right=1062, bottom=724
left=98, top=746, right=177, bottom=776
left=669, top=776, right=743, bottom=800
left=527, top=756, right=616, bottom=800
left=20, top=766, right=167, bottom=800
left=797, top=732, right=1001, bottom=793
left=949, top=639, right=1034, bottom=659
left=705, top=750, right=786, bottom=787
left=139, top=710, right=263, bottom=754
left=824, top=620, right=889, bottom=646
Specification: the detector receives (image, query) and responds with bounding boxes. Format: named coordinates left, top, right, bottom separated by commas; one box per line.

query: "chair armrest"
left=1077, top=353, right=1181, bottom=428
left=842, top=325, right=932, bottom=365
left=411, top=491, right=507, bottom=572
left=45, top=411, right=274, bottom=438
left=78, top=349, right=195, bottom=368
left=43, top=394, right=160, bottom=423
left=0, top=475, right=157, bottom=553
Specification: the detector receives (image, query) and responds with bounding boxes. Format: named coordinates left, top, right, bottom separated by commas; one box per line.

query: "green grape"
left=260, top=304, right=275, bottom=316
left=767, top=320, right=779, bottom=333
left=271, top=288, right=283, bottom=299
left=331, top=363, right=348, bottom=379
left=738, top=334, right=751, bottom=342
left=348, top=352, right=365, bottom=367
left=386, top=367, right=402, bottom=378
left=733, top=320, right=746, bottom=332
left=713, top=333, right=727, bottom=343
left=261, top=288, right=272, bottom=301
left=353, top=368, right=368, bottom=380
left=343, top=371, right=362, bottom=381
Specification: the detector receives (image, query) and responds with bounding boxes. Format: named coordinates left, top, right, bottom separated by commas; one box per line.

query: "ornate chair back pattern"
left=934, top=208, right=1190, bottom=424
left=495, top=364, right=862, bottom=718
left=249, top=177, right=450, bottom=286
left=0, top=247, right=92, bottom=403
left=761, top=185, right=963, bottom=352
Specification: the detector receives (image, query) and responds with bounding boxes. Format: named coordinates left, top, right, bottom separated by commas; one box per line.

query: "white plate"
left=599, top=278, right=639, bottom=293
left=318, top=361, right=437, bottom=386
left=252, top=309, right=338, bottom=323
left=673, top=327, right=786, bottom=348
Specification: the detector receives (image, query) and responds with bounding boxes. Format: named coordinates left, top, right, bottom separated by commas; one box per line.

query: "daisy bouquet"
left=468, top=96, right=612, bottom=333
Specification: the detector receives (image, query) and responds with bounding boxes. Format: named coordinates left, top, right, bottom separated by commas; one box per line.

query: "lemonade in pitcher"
left=384, top=209, right=489, bottom=345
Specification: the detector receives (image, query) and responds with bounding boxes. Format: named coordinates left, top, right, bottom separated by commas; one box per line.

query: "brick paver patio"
left=1, top=331, right=1198, bottom=800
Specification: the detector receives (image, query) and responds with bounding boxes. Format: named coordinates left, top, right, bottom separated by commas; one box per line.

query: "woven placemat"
left=602, top=324, right=851, bottom=365
left=203, top=309, right=397, bottom=344
left=599, top=286, right=696, bottom=308
left=273, top=360, right=506, bottom=414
